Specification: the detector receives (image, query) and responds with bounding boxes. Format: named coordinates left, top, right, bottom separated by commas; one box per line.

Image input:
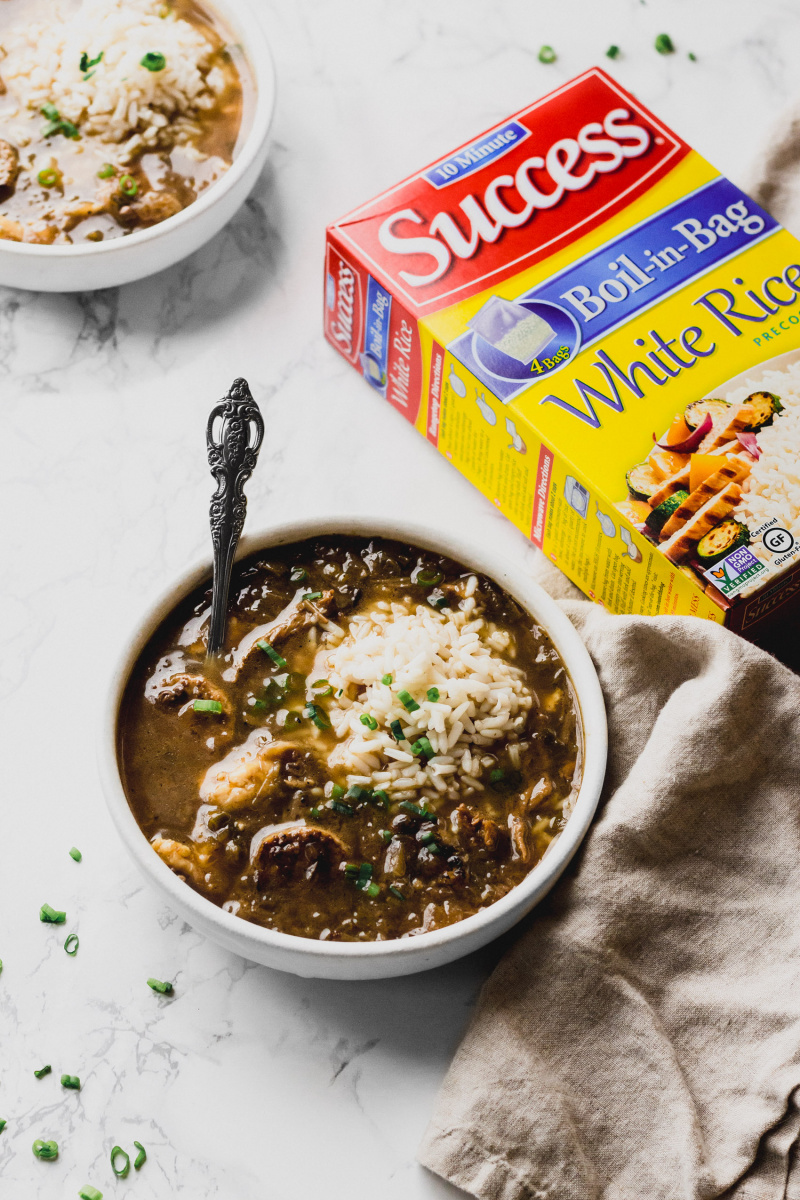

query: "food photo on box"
left=5, top=3, right=800, bottom=1200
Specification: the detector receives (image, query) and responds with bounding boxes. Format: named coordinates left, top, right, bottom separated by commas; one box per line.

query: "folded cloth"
left=419, top=601, right=800, bottom=1199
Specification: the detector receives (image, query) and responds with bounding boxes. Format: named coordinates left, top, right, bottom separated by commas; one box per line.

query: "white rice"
left=1, top=0, right=225, bottom=160
left=315, top=598, right=534, bottom=802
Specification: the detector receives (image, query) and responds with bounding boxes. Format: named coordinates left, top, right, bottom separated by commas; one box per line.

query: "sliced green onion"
left=399, top=801, right=437, bottom=821
left=61, top=1075, right=81, bottom=1090
left=304, top=703, right=330, bottom=731
left=398, top=689, right=419, bottom=713
left=310, top=806, right=321, bottom=819
left=278, top=709, right=302, bottom=729
left=37, top=168, right=60, bottom=188
left=303, top=591, right=323, bottom=601
left=416, top=569, right=443, bottom=587
left=389, top=886, right=405, bottom=900
left=311, top=679, right=333, bottom=696
left=389, top=719, right=405, bottom=742
left=380, top=829, right=392, bottom=843
left=193, top=698, right=222, bottom=714
left=97, top=163, right=115, bottom=179
left=372, top=788, right=389, bottom=808
left=40, top=904, right=66, bottom=924
left=61, top=118, right=80, bottom=139
left=41, top=105, right=80, bottom=139
left=79, top=51, right=103, bottom=73
left=420, top=831, right=438, bottom=846
left=133, top=1141, right=146, bottom=1170
left=330, top=784, right=344, bottom=800
left=206, top=811, right=229, bottom=832
left=489, top=768, right=505, bottom=784
left=111, top=1146, right=130, bottom=1178
left=64, top=934, right=79, bottom=956
left=41, top=103, right=59, bottom=120
left=428, top=593, right=447, bottom=610
left=289, top=566, right=308, bottom=583
left=654, top=32, right=675, bottom=54
left=345, top=862, right=375, bottom=892
left=34, top=1065, right=52, bottom=1079
left=140, top=51, right=166, bottom=71
left=359, top=713, right=378, bottom=730
left=147, top=977, right=173, bottom=995
left=69, top=846, right=82, bottom=862
left=606, top=44, right=620, bottom=59
left=426, top=687, right=439, bottom=702
left=411, top=736, right=434, bottom=761
left=0, top=1120, right=6, bottom=1133
left=364, top=881, right=380, bottom=898
left=32, top=1138, right=58, bottom=1160
left=119, top=174, right=138, bottom=196
left=257, top=640, right=286, bottom=667
left=329, top=799, right=354, bottom=816
left=688, top=51, right=697, bottom=61
left=538, top=44, right=556, bottom=63
left=79, top=1187, right=103, bottom=1200
left=381, top=674, right=392, bottom=685
left=249, top=698, right=267, bottom=711
left=345, top=784, right=368, bottom=803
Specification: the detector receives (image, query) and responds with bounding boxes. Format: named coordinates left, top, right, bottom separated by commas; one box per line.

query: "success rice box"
left=324, top=67, right=800, bottom=643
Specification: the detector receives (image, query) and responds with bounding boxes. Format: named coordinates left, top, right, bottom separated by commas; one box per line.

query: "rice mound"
left=318, top=590, right=534, bottom=802
left=0, top=0, right=226, bottom=160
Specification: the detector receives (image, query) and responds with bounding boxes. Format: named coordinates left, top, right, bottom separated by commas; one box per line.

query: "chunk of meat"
left=200, top=731, right=295, bottom=809
left=254, top=824, right=346, bottom=888
left=520, top=774, right=553, bottom=812
left=148, top=672, right=232, bottom=716
left=661, top=481, right=742, bottom=563
left=452, top=803, right=503, bottom=853
left=225, top=588, right=338, bottom=681
left=0, top=139, right=19, bottom=188
left=152, top=835, right=217, bottom=888
left=509, top=814, right=534, bottom=863
left=132, top=190, right=183, bottom=224
left=62, top=180, right=122, bottom=231
left=659, top=459, right=750, bottom=540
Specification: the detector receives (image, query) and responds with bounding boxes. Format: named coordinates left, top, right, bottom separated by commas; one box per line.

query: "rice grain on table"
left=0, top=0, right=224, bottom=160
left=318, top=596, right=534, bottom=804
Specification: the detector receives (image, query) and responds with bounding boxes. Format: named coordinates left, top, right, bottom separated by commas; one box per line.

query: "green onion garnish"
left=489, top=768, right=505, bottom=784
left=416, top=569, right=443, bottom=587
left=398, top=689, right=419, bottom=713
left=257, top=640, right=286, bottom=667
left=64, top=934, right=79, bottom=957
left=420, top=831, right=438, bottom=846
left=372, top=788, right=389, bottom=808
left=331, top=784, right=344, bottom=800
left=359, top=713, right=378, bottom=730
left=111, top=1146, right=130, bottom=1178
left=249, top=698, right=267, bottom=710
left=606, top=44, right=620, bottom=59
left=310, top=806, right=321, bottom=819
left=193, top=698, right=222, bottom=714
left=79, top=51, right=103, bottom=73
left=345, top=862, right=376, bottom=893
left=97, top=163, right=115, bottom=179
left=140, top=51, right=167, bottom=71
left=304, top=702, right=330, bottom=730
left=345, top=784, right=368, bottom=803
left=303, top=591, right=323, bottom=601
left=389, top=886, right=405, bottom=900
left=289, top=566, right=308, bottom=583
left=34, top=1065, right=52, bottom=1079
left=119, top=174, right=138, bottom=197
left=654, top=32, right=675, bottom=54
left=329, top=799, right=354, bottom=816
left=61, top=1075, right=81, bottom=1090
left=79, top=1188, right=103, bottom=1200
left=399, top=801, right=437, bottom=821
left=428, top=593, right=447, bottom=610
left=426, top=687, right=439, bottom=702
left=133, top=1141, right=146, bottom=1170
left=0, top=1120, right=6, bottom=1133
left=37, top=168, right=60, bottom=188
left=32, top=1138, right=58, bottom=1160
left=364, top=881, right=380, bottom=898
left=206, top=811, right=229, bottom=832
left=311, top=679, right=333, bottom=696
left=40, top=104, right=79, bottom=139
left=381, top=674, right=392, bottom=685
left=40, top=904, right=66, bottom=924
left=538, top=44, right=556, bottom=63
left=69, top=846, right=82, bottom=862
left=688, top=51, right=697, bottom=61
left=389, top=719, right=405, bottom=742
left=279, top=709, right=302, bottom=729
left=380, top=829, right=392, bottom=843
left=411, top=736, right=434, bottom=761
left=147, top=978, right=173, bottom=995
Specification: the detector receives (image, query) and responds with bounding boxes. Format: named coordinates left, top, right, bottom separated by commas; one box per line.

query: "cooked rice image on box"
left=468, top=296, right=556, bottom=365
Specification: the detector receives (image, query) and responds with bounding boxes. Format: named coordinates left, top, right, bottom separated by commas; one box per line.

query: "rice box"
left=324, top=68, right=800, bottom=644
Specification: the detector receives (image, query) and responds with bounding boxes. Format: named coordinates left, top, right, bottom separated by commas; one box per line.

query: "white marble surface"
left=3, top=0, right=800, bottom=1195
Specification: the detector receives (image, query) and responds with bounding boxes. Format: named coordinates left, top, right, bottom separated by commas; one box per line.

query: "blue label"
left=423, top=121, right=530, bottom=189
left=361, top=276, right=392, bottom=393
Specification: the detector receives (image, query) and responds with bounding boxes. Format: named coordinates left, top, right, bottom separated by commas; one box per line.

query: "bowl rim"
left=99, top=516, right=607, bottom=963
left=0, top=0, right=276, bottom=259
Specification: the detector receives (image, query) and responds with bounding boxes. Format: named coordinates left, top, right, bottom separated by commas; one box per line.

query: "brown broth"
left=119, top=538, right=583, bottom=942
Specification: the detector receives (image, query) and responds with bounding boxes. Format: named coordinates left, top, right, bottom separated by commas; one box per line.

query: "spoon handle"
left=206, top=378, right=264, bottom=656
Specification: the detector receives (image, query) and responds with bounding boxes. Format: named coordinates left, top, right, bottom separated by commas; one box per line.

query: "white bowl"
left=0, top=0, right=275, bottom=292
left=99, top=517, right=607, bottom=980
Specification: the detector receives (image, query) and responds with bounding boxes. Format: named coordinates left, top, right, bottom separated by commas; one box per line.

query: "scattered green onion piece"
left=420, top=831, right=438, bottom=847
left=416, top=568, right=444, bottom=587
left=310, top=806, right=321, bottom=819
left=97, top=163, right=115, bottom=179
left=69, top=846, right=82, bottom=862
left=111, top=1146, right=130, bottom=1178
left=399, top=801, right=437, bottom=821
left=249, top=698, right=267, bottom=711
left=303, top=591, right=323, bottom=601
left=311, top=679, right=333, bottom=696
left=359, top=713, right=378, bottom=730
left=206, top=811, right=229, bottom=832
left=61, top=1075, right=81, bottom=1090
left=357, top=862, right=373, bottom=886
left=389, top=719, right=405, bottom=742
left=79, top=1187, right=103, bottom=1200
left=428, top=592, right=447, bottom=610
left=364, top=881, right=381, bottom=898
left=330, top=784, right=344, bottom=800
left=40, top=904, right=66, bottom=924
left=279, top=709, right=302, bottom=729
left=398, top=689, right=419, bottom=713
left=688, top=51, right=697, bottom=61
left=37, top=168, right=60, bottom=188
left=606, top=44, right=620, bottom=59
left=140, top=51, right=167, bottom=71
left=372, top=788, right=389, bottom=808
left=489, top=768, right=505, bottom=784
left=42, top=103, right=59, bottom=120
left=0, top=1120, right=6, bottom=1133
left=0, top=959, right=3, bottom=974
left=258, top=640, right=287, bottom=667
left=304, top=703, right=330, bottom=730
left=192, top=698, right=222, bottom=714
left=381, top=674, right=392, bottom=685
left=380, top=829, right=392, bottom=843
left=34, top=1065, right=52, bottom=1079
left=426, top=687, right=439, bottom=702
left=329, top=799, right=354, bottom=816
left=64, top=934, right=79, bottom=957
left=79, top=51, right=103, bottom=73
left=345, top=784, right=368, bottom=803
left=33, top=1139, right=58, bottom=1160
left=344, top=863, right=360, bottom=878
left=133, top=1141, right=146, bottom=1170
left=538, top=44, right=556, bottom=64
left=289, top=566, right=308, bottom=583
left=389, top=886, right=405, bottom=901
left=654, top=32, right=675, bottom=54
left=147, top=977, right=173, bottom=995
left=411, top=736, right=434, bottom=761
left=119, top=174, right=138, bottom=196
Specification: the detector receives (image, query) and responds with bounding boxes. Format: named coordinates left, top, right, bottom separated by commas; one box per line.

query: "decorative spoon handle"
left=206, top=377, right=264, bottom=656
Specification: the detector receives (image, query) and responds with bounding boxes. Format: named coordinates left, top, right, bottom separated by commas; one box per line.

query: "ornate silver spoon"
left=206, top=378, right=264, bottom=656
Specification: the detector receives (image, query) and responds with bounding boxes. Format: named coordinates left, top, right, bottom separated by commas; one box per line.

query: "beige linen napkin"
left=419, top=139, right=800, bottom=1200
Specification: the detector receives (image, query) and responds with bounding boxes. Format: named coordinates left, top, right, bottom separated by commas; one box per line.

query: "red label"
left=531, top=444, right=554, bottom=548
left=330, top=68, right=688, bottom=315
left=427, top=342, right=445, bottom=445
left=385, top=298, right=422, bottom=424
left=324, top=239, right=364, bottom=365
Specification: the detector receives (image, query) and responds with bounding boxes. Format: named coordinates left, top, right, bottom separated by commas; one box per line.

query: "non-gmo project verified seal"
left=702, top=545, right=767, bottom=598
